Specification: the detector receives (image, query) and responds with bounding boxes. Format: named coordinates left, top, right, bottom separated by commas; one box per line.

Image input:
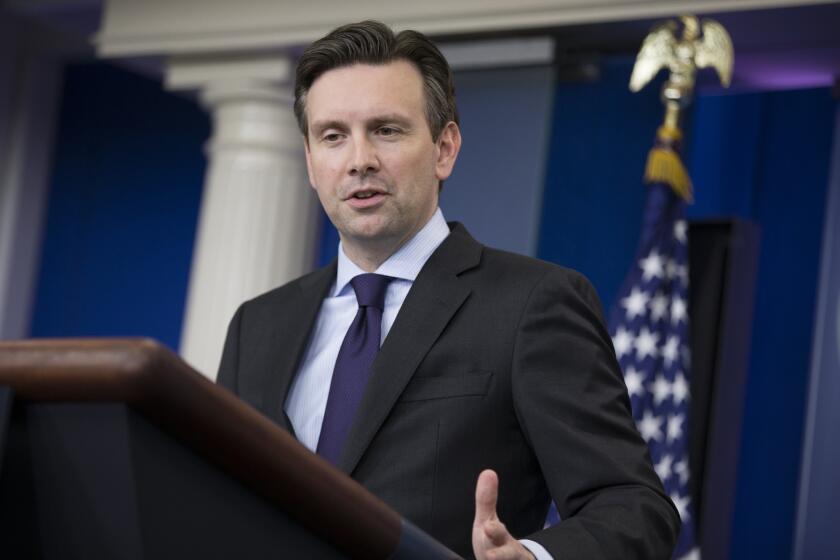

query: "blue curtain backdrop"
left=30, top=63, right=209, bottom=350
left=537, top=56, right=835, bottom=559
left=537, top=56, right=664, bottom=309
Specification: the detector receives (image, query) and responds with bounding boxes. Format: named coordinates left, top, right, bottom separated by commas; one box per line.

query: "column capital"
left=165, top=51, right=293, bottom=94
left=198, top=80, right=293, bottom=110
left=165, top=52, right=302, bottom=155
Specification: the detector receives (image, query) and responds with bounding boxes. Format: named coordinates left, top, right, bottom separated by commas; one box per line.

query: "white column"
left=169, top=55, right=320, bottom=378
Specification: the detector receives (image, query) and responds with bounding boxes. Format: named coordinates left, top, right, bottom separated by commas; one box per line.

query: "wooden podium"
left=0, top=339, right=461, bottom=559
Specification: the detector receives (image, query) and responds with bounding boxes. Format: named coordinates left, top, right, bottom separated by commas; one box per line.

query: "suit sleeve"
left=511, top=268, right=680, bottom=559
left=216, top=304, right=244, bottom=392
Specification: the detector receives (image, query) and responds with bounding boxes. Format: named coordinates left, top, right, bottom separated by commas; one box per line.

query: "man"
left=218, top=20, right=680, bottom=559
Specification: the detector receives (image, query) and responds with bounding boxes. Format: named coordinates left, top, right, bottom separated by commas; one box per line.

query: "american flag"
left=608, top=180, right=699, bottom=560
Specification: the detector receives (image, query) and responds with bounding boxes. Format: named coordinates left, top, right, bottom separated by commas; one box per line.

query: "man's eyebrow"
left=310, top=120, right=347, bottom=136
left=369, top=114, right=412, bottom=128
left=310, top=115, right=414, bottom=136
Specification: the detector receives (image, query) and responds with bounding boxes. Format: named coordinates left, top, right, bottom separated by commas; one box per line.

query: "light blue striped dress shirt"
left=283, top=207, right=551, bottom=560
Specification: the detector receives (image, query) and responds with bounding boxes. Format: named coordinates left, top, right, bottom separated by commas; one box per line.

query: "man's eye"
left=378, top=126, right=399, bottom=136
left=323, top=133, right=342, bottom=142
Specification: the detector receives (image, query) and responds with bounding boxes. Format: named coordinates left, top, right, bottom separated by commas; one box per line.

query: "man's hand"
left=472, top=469, right=536, bottom=560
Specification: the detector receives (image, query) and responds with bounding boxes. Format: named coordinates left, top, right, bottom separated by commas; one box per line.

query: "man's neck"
left=341, top=232, right=414, bottom=272
left=340, top=210, right=439, bottom=272
left=341, top=246, right=390, bottom=273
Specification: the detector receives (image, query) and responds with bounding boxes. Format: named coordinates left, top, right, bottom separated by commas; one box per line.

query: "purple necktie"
left=316, top=273, right=393, bottom=465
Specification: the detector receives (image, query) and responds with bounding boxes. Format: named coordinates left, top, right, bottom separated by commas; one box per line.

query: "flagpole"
left=611, top=13, right=734, bottom=560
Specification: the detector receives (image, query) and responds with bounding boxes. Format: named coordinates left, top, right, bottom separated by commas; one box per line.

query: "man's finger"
left=483, top=519, right=509, bottom=546
left=474, top=469, right=499, bottom=525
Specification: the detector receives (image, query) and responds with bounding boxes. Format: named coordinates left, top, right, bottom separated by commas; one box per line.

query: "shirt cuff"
left=519, top=538, right=554, bottom=560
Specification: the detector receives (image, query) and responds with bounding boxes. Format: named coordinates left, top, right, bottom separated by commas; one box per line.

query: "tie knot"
left=350, top=273, right=393, bottom=310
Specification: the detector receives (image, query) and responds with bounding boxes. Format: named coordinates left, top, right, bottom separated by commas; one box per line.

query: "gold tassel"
left=644, top=126, right=693, bottom=202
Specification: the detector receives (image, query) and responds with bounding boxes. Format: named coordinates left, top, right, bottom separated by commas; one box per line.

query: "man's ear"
left=435, top=121, right=462, bottom=182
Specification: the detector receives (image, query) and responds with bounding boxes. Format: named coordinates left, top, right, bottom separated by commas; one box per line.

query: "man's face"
left=304, top=60, right=460, bottom=259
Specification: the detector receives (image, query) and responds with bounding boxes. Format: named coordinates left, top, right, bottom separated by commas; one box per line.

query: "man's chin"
left=343, top=227, right=396, bottom=245
left=341, top=217, right=395, bottom=240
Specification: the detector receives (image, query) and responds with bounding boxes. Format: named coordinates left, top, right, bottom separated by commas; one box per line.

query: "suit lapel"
left=260, top=261, right=336, bottom=432
left=337, top=224, right=482, bottom=474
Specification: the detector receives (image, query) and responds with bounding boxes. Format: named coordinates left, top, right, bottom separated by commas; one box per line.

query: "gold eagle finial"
left=629, top=15, right=734, bottom=202
left=630, top=15, right=733, bottom=96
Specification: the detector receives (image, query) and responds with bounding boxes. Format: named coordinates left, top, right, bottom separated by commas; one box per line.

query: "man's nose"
left=348, top=137, right=379, bottom=177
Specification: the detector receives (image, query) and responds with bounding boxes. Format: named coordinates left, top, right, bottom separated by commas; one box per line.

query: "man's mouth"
left=346, top=189, right=387, bottom=208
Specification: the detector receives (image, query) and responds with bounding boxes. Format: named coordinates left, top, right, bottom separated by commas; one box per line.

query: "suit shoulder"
left=479, top=246, right=595, bottom=291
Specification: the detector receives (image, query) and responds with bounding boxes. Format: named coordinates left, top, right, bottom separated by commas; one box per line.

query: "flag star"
left=670, top=492, right=691, bottom=521
left=624, top=366, right=645, bottom=398
left=650, top=292, right=668, bottom=322
left=634, top=327, right=659, bottom=360
left=612, top=327, right=635, bottom=359
left=650, top=374, right=672, bottom=405
left=674, top=458, right=689, bottom=485
left=621, top=288, right=650, bottom=320
left=662, top=335, right=679, bottom=367
left=654, top=454, right=673, bottom=482
left=639, top=250, right=664, bottom=281
left=674, top=220, right=687, bottom=243
left=671, top=297, right=687, bottom=324
left=667, top=414, right=684, bottom=443
left=638, top=410, right=663, bottom=442
left=672, top=372, right=689, bottom=404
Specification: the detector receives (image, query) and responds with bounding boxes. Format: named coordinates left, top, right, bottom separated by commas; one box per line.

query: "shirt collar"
left=334, top=207, right=450, bottom=296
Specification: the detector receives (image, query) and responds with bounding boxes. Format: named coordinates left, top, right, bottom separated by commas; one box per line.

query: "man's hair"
left=294, top=20, right=458, bottom=141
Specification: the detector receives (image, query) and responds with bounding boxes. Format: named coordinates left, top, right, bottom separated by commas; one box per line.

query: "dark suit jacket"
left=217, top=223, right=680, bottom=559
